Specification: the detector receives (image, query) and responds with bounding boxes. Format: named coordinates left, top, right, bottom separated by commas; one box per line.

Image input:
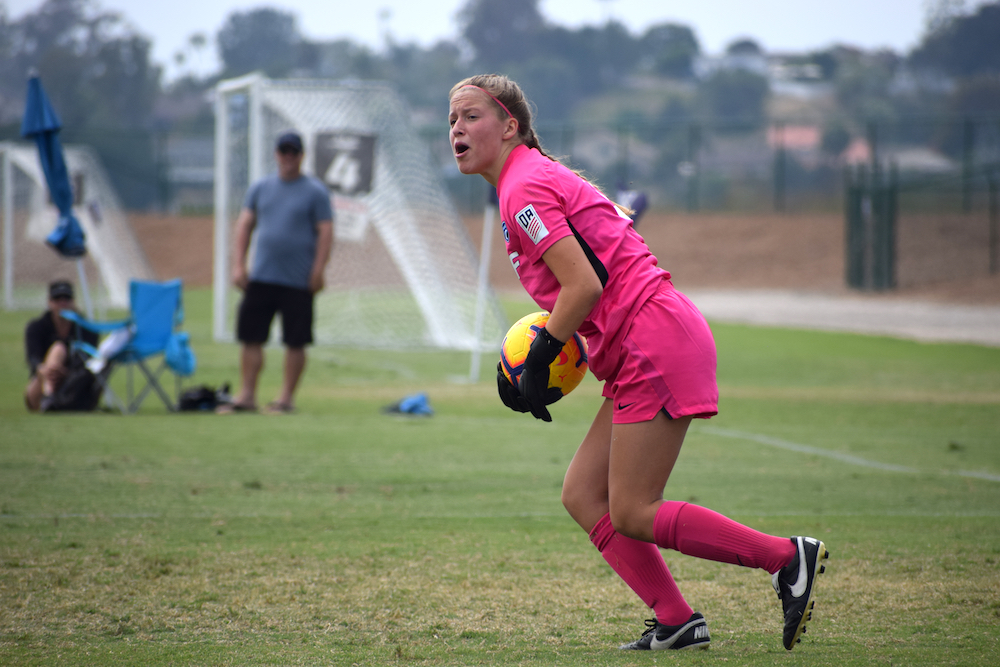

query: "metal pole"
left=212, top=84, right=231, bottom=342
left=75, top=259, right=94, bottom=319
left=469, top=198, right=496, bottom=382
left=962, top=118, right=974, bottom=213
left=867, top=121, right=878, bottom=175
left=686, top=124, right=700, bottom=212
left=989, top=169, right=998, bottom=275
left=2, top=147, right=13, bottom=309
left=773, top=121, right=786, bottom=213
left=248, top=76, right=264, bottom=184
left=845, top=165, right=866, bottom=289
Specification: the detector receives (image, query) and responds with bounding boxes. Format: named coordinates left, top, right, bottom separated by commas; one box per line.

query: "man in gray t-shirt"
left=220, top=131, right=333, bottom=415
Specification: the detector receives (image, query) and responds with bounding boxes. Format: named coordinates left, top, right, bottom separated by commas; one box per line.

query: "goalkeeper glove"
left=497, top=362, right=530, bottom=413
left=517, top=327, right=565, bottom=422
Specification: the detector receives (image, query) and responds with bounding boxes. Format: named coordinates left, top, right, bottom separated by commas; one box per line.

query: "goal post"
left=213, top=74, right=509, bottom=352
left=0, top=141, right=153, bottom=312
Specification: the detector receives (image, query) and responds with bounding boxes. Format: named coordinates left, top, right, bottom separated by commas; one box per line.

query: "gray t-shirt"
left=244, top=174, right=333, bottom=289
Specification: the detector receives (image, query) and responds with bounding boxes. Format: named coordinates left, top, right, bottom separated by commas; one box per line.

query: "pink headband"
left=461, top=85, right=514, bottom=120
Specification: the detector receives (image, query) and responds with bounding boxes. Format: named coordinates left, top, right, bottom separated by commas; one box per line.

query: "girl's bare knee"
left=561, top=484, right=608, bottom=534
left=608, top=501, right=657, bottom=543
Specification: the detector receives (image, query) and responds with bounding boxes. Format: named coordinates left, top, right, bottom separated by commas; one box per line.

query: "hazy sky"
left=4, top=0, right=989, bottom=81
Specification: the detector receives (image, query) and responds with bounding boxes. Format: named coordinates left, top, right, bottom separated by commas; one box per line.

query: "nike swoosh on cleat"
left=649, top=618, right=703, bottom=650
left=790, top=537, right=812, bottom=598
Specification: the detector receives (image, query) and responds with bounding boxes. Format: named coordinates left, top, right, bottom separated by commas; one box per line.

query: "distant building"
left=694, top=51, right=769, bottom=79
left=695, top=49, right=834, bottom=100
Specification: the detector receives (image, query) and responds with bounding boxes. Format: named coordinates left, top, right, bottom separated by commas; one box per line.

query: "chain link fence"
left=847, top=162, right=1000, bottom=292
left=11, top=110, right=995, bottom=294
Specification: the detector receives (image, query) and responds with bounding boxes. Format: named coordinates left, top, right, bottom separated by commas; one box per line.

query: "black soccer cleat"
left=619, top=612, right=711, bottom=650
left=772, top=535, right=829, bottom=650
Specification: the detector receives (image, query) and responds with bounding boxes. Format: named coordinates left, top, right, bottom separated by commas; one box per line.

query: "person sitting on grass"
left=24, top=280, right=98, bottom=412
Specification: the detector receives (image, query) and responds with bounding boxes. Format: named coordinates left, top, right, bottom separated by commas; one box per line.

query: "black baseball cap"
left=49, top=280, right=74, bottom=300
left=276, top=132, right=303, bottom=153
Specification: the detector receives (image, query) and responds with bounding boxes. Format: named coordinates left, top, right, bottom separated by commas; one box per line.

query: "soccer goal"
left=0, top=142, right=153, bottom=312
left=213, top=74, right=508, bottom=353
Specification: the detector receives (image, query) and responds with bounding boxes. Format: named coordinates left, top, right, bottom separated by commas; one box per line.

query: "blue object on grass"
left=384, top=393, right=434, bottom=416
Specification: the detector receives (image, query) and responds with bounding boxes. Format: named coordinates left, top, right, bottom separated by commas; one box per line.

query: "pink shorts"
left=601, top=285, right=718, bottom=424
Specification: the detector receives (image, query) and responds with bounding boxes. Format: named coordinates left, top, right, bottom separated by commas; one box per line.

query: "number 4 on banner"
left=314, top=132, right=376, bottom=196
left=325, top=153, right=360, bottom=193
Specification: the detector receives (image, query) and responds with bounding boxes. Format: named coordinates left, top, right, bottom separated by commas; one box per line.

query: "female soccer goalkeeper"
left=449, top=73, right=828, bottom=652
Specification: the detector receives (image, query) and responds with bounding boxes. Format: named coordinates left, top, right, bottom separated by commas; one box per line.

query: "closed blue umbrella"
left=21, top=74, right=93, bottom=316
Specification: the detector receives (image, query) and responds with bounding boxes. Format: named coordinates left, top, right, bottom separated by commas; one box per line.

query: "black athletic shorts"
left=236, top=281, right=314, bottom=347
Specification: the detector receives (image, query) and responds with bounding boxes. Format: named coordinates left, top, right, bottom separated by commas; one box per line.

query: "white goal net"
left=1, top=142, right=153, bottom=312
left=213, top=74, right=508, bottom=352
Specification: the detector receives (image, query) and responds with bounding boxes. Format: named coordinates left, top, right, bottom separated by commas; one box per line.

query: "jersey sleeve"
left=504, top=174, right=573, bottom=265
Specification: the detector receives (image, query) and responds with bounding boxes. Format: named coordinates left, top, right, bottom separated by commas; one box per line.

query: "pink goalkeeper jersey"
left=497, top=144, right=671, bottom=380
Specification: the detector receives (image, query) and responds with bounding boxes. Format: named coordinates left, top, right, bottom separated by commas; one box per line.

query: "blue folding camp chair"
left=62, top=279, right=196, bottom=414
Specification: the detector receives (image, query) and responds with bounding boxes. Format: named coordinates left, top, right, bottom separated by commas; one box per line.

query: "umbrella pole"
left=75, top=258, right=94, bottom=319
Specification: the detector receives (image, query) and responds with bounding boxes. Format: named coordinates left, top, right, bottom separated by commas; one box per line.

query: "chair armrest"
left=61, top=309, right=131, bottom=333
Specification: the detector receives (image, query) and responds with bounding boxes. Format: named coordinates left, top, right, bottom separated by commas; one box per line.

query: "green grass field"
left=2, top=289, right=999, bottom=666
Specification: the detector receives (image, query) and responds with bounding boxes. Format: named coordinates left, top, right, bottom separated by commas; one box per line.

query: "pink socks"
left=589, top=513, right=693, bottom=625
left=653, top=500, right=795, bottom=574
left=587, top=504, right=795, bottom=625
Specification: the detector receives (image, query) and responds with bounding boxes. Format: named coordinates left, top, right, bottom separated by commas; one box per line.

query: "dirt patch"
left=464, top=211, right=1000, bottom=306
left=129, top=210, right=1000, bottom=306
left=129, top=213, right=214, bottom=287
left=464, top=212, right=847, bottom=296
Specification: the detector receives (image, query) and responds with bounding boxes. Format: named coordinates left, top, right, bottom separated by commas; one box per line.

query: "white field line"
left=700, top=425, right=1000, bottom=483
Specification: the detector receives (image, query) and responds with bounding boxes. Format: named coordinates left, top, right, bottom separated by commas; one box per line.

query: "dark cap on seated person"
left=49, top=280, right=74, bottom=300
left=276, top=132, right=303, bottom=152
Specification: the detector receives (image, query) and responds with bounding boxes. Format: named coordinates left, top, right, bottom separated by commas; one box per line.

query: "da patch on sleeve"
left=515, top=204, right=548, bottom=245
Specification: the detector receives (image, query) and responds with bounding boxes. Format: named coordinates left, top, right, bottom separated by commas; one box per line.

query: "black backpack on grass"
left=42, top=354, right=101, bottom=412
left=178, top=383, right=231, bottom=411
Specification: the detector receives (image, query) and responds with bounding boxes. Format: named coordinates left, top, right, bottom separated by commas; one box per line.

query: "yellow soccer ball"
left=500, top=311, right=588, bottom=399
